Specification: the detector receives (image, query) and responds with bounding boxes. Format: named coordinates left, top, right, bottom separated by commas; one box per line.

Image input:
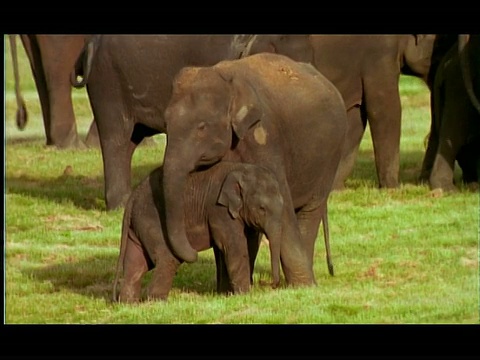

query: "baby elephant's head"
left=217, top=164, right=285, bottom=288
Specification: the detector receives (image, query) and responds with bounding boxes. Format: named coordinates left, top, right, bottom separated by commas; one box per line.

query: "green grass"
left=4, top=35, right=479, bottom=324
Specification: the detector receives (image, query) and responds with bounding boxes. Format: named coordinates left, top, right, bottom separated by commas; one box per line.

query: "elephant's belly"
left=186, top=225, right=211, bottom=252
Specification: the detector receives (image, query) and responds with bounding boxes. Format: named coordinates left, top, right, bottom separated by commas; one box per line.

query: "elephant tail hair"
left=322, top=206, right=334, bottom=276
left=70, top=35, right=99, bottom=88
left=9, top=34, right=28, bottom=130
left=112, top=194, right=134, bottom=303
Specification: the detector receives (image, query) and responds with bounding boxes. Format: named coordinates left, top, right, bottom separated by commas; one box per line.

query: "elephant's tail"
left=70, top=35, right=100, bottom=89
left=9, top=34, right=28, bottom=130
left=322, top=206, right=334, bottom=276
left=458, top=34, right=480, bottom=115
left=112, top=194, right=134, bottom=303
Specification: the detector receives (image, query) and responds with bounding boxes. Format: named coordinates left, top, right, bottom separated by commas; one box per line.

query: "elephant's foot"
left=145, top=293, right=169, bottom=302
left=283, top=269, right=316, bottom=288
left=231, top=282, right=251, bottom=294
left=118, top=286, right=141, bottom=303
left=378, top=177, right=399, bottom=189
left=146, top=285, right=170, bottom=301
left=430, top=181, right=458, bottom=193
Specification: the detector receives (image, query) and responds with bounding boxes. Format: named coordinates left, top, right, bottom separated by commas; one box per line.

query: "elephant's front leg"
left=210, top=220, right=251, bottom=294
left=146, top=252, right=181, bottom=301
left=98, top=120, right=137, bottom=210
left=419, top=95, right=439, bottom=183
left=429, top=95, right=471, bottom=191
left=333, top=105, right=366, bottom=190
left=213, top=245, right=232, bottom=294
left=363, top=74, right=402, bottom=188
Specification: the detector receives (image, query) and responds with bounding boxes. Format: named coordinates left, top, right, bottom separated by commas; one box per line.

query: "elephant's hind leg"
left=119, top=230, right=149, bottom=303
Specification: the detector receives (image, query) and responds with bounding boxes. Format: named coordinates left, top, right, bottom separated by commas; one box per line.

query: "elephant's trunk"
left=163, top=155, right=198, bottom=263
left=264, top=222, right=282, bottom=288
left=9, top=34, right=28, bottom=130
left=458, top=34, right=480, bottom=115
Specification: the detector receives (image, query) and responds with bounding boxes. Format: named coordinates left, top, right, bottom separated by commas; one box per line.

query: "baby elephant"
left=113, top=161, right=288, bottom=303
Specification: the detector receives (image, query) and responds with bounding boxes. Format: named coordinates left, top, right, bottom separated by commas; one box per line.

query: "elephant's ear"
left=228, top=77, right=263, bottom=140
left=217, top=170, right=244, bottom=219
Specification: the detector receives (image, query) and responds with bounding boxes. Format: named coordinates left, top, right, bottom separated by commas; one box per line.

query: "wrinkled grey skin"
left=162, top=53, right=346, bottom=288
left=74, top=35, right=257, bottom=210
left=246, top=34, right=439, bottom=190
left=9, top=34, right=91, bottom=148
left=113, top=162, right=290, bottom=303
left=419, top=34, right=480, bottom=191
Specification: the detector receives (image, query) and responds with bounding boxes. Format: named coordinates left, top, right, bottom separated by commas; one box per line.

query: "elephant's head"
left=217, top=165, right=284, bottom=287
left=246, top=35, right=314, bottom=63
left=162, top=64, right=263, bottom=263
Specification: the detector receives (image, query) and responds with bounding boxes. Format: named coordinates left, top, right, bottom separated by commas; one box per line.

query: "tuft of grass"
left=4, top=35, right=479, bottom=324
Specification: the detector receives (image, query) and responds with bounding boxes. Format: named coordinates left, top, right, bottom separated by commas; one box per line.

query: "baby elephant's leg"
left=211, top=220, right=251, bottom=294
left=119, top=230, right=149, bottom=303
left=213, top=245, right=232, bottom=294
left=146, top=247, right=181, bottom=301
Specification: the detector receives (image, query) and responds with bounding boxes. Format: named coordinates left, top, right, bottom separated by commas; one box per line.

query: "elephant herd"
left=8, top=34, right=480, bottom=302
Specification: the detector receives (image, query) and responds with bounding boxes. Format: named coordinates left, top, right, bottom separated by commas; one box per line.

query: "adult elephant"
left=246, top=34, right=439, bottom=189
left=9, top=34, right=96, bottom=148
left=419, top=34, right=480, bottom=191
left=162, top=53, right=347, bottom=286
left=73, top=34, right=258, bottom=210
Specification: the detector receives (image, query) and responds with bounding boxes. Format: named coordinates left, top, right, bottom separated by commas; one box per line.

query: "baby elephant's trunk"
left=265, top=225, right=282, bottom=288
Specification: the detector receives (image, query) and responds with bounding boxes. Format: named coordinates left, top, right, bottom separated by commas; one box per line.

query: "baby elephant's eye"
left=197, top=122, right=206, bottom=131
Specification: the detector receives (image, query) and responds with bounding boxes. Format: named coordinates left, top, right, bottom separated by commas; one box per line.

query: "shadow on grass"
left=6, top=163, right=160, bottom=211
left=7, top=144, right=433, bottom=212
left=347, top=149, right=430, bottom=188
left=23, top=252, right=270, bottom=302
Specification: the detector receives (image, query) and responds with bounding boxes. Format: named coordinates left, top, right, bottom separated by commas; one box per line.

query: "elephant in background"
left=162, top=53, right=346, bottom=287
left=73, top=34, right=258, bottom=210
left=245, top=34, right=442, bottom=190
left=419, top=34, right=480, bottom=191
left=8, top=34, right=98, bottom=148
left=113, top=161, right=333, bottom=302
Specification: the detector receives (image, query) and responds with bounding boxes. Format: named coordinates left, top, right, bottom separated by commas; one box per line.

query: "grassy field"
left=4, top=36, right=479, bottom=324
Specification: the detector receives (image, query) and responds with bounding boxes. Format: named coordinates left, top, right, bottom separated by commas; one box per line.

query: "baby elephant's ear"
left=217, top=170, right=244, bottom=219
